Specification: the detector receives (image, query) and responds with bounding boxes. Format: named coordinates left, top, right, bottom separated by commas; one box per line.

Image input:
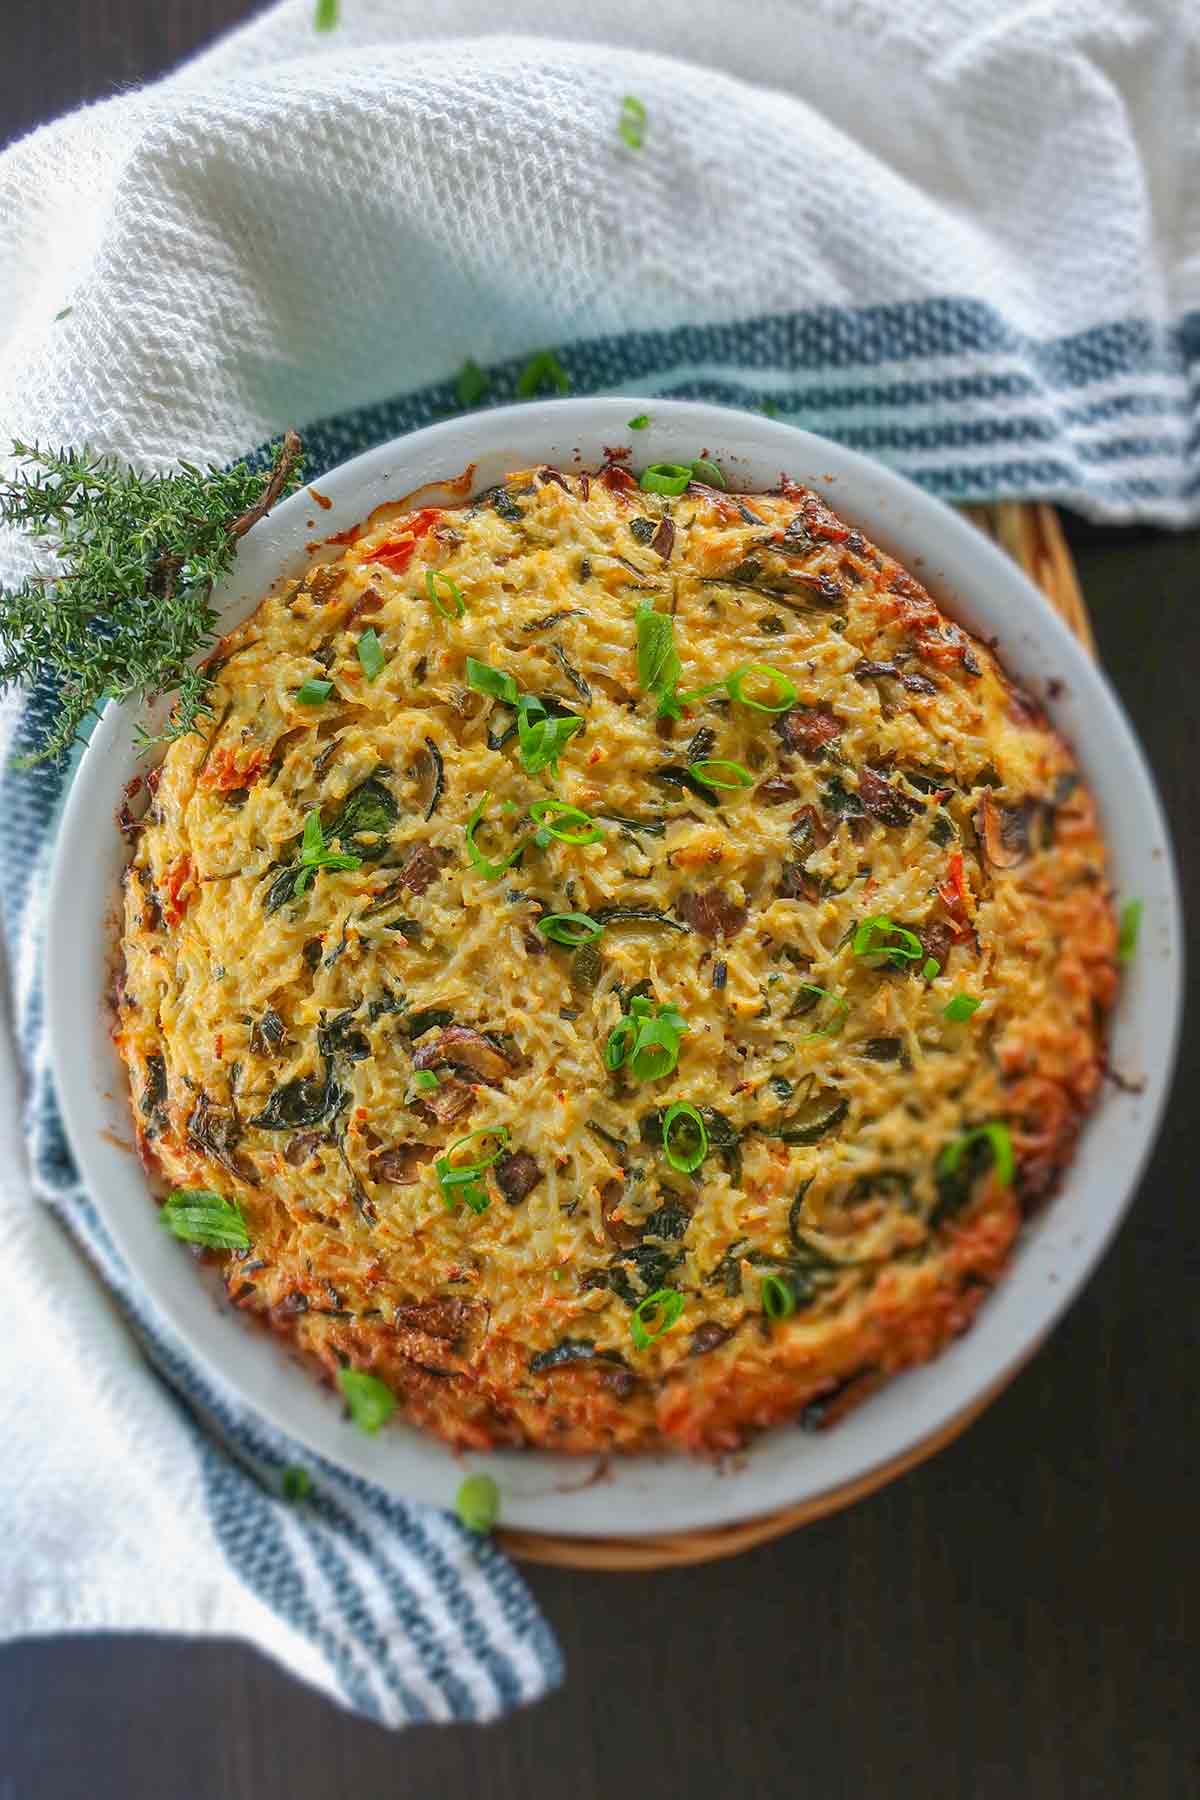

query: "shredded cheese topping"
left=115, top=466, right=1117, bottom=1454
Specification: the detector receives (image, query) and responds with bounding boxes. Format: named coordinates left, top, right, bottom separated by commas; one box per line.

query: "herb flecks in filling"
left=116, top=463, right=1118, bottom=1457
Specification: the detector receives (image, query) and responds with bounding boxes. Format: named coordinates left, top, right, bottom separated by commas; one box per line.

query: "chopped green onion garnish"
left=529, top=798, right=604, bottom=846
left=639, top=462, right=693, bottom=496
left=604, top=1015, right=638, bottom=1072
left=296, top=677, right=333, bottom=705
left=937, top=1122, right=1015, bottom=1190
left=435, top=1126, right=510, bottom=1215
left=688, top=758, right=753, bottom=791
left=635, top=602, right=682, bottom=718
left=281, top=1466, right=312, bottom=1502
left=456, top=1473, right=500, bottom=1534
left=661, top=1101, right=708, bottom=1173
left=467, top=657, right=519, bottom=705
left=761, top=399, right=780, bottom=419
left=517, top=702, right=584, bottom=775
left=943, top=993, right=982, bottom=1022
left=618, top=94, right=647, bottom=150
left=337, top=1367, right=396, bottom=1434
left=627, top=414, right=650, bottom=430
left=630, top=1288, right=684, bottom=1349
left=357, top=628, right=386, bottom=682
left=604, top=995, right=688, bottom=1082
left=314, top=0, right=339, bottom=30
left=922, top=957, right=941, bottom=981
left=852, top=914, right=925, bottom=968
left=160, top=1188, right=250, bottom=1250
left=536, top=911, right=604, bottom=946
left=516, top=350, right=569, bottom=398
left=425, top=569, right=466, bottom=620
left=465, top=791, right=528, bottom=881
left=291, top=810, right=362, bottom=897
left=631, top=1013, right=687, bottom=1082
left=725, top=663, right=797, bottom=712
left=437, top=1127, right=510, bottom=1178
left=467, top=664, right=582, bottom=773
left=455, top=357, right=489, bottom=409
left=1118, top=898, right=1143, bottom=965
left=759, top=1274, right=796, bottom=1321
left=690, top=457, right=726, bottom=489
left=301, top=810, right=325, bottom=858
left=796, top=983, right=848, bottom=1038
left=410, top=1069, right=441, bottom=1092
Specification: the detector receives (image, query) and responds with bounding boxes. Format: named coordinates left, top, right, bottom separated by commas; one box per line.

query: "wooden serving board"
left=497, top=501, right=1093, bottom=1572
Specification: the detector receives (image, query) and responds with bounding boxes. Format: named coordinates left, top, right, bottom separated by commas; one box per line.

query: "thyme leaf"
left=0, top=430, right=303, bottom=762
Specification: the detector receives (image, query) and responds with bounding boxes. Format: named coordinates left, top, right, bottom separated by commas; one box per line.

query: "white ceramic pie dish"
left=46, top=398, right=1182, bottom=1537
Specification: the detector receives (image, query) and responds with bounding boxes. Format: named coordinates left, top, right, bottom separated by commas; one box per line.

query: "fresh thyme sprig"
left=0, top=429, right=304, bottom=762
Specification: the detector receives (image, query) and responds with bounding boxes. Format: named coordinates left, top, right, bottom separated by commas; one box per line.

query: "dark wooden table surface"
left=3, top=7, right=1197, bottom=1797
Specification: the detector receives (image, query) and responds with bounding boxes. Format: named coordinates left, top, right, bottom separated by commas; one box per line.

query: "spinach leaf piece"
left=250, top=1071, right=348, bottom=1131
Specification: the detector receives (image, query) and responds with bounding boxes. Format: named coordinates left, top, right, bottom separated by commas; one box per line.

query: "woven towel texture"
left=0, top=0, right=1197, bottom=1731
left=2, top=0, right=1197, bottom=521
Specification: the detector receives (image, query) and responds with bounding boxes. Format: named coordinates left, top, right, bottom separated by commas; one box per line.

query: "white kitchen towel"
left=0, top=0, right=1198, bottom=1730
left=3, top=0, right=1198, bottom=526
